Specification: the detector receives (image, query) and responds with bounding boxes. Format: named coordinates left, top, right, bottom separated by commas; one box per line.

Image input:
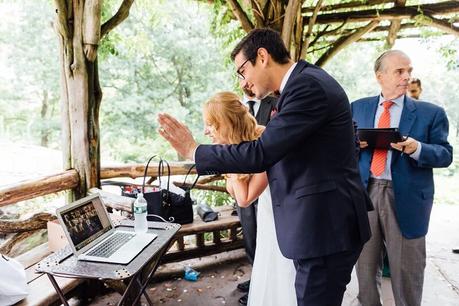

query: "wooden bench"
left=14, top=243, right=84, bottom=306
left=12, top=190, right=243, bottom=305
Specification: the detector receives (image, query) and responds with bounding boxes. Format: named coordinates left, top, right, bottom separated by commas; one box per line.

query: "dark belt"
left=368, top=178, right=393, bottom=187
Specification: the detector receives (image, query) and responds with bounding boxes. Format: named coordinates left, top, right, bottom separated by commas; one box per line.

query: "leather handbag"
left=141, top=156, right=198, bottom=224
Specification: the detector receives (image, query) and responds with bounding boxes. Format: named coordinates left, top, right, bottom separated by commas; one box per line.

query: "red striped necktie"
left=370, top=101, right=394, bottom=177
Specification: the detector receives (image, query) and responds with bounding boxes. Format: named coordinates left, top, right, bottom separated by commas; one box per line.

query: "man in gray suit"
left=236, top=86, right=276, bottom=306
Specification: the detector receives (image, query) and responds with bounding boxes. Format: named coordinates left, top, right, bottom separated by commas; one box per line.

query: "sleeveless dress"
left=247, top=186, right=297, bottom=306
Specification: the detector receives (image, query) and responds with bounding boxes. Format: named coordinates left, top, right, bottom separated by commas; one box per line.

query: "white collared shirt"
left=371, top=94, right=422, bottom=180
left=279, top=62, right=297, bottom=94
left=243, top=96, right=261, bottom=116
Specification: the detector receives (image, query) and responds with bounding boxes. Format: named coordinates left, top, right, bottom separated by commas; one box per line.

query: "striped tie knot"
left=383, top=100, right=394, bottom=110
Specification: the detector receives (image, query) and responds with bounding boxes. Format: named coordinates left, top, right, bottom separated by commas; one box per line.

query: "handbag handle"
left=183, top=164, right=199, bottom=190
left=158, top=159, right=171, bottom=192
left=142, top=155, right=157, bottom=193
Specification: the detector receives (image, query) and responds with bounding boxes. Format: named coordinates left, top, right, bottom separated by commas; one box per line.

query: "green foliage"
left=0, top=0, right=60, bottom=148
left=98, top=0, right=234, bottom=163
left=192, top=180, right=233, bottom=208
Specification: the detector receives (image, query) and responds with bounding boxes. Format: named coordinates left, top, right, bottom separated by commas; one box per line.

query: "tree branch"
left=303, top=1, right=459, bottom=25
left=226, top=0, right=254, bottom=33
left=316, top=20, right=380, bottom=67
left=250, top=0, right=265, bottom=27
left=281, top=0, right=302, bottom=49
left=302, top=0, right=391, bottom=14
left=386, top=0, right=407, bottom=48
left=302, top=0, right=325, bottom=58
left=101, top=0, right=135, bottom=37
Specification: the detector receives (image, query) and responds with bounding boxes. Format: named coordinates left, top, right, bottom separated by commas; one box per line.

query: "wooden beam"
left=0, top=170, right=79, bottom=207
left=303, top=1, right=459, bottom=24
left=0, top=230, right=43, bottom=255
left=421, top=14, right=459, bottom=37
left=302, top=0, right=389, bottom=14
left=197, top=175, right=224, bottom=184
left=174, top=182, right=228, bottom=193
left=0, top=213, right=56, bottom=234
left=100, top=161, right=196, bottom=179
left=316, top=20, right=380, bottom=67
left=386, top=0, right=407, bottom=48
left=161, top=239, right=244, bottom=263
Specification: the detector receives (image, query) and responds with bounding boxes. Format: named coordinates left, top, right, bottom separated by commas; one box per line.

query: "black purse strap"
left=158, top=159, right=171, bottom=192
left=142, top=155, right=157, bottom=193
left=183, top=164, right=199, bottom=190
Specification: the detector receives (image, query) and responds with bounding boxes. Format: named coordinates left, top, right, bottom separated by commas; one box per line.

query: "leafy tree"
left=0, top=1, right=60, bottom=148
left=98, top=0, right=234, bottom=162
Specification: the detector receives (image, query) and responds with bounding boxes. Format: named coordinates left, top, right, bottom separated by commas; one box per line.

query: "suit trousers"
left=237, top=200, right=258, bottom=265
left=294, top=247, right=362, bottom=306
left=356, top=179, right=426, bottom=306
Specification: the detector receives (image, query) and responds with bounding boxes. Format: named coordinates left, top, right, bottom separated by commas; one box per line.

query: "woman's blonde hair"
left=203, top=91, right=263, bottom=144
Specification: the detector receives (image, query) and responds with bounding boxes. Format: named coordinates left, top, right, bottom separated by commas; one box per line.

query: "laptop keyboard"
left=86, top=232, right=135, bottom=258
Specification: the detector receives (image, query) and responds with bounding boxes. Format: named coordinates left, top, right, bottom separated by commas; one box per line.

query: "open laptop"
left=56, top=194, right=157, bottom=264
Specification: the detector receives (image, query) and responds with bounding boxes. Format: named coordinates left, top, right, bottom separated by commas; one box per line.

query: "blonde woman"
left=203, top=92, right=296, bottom=306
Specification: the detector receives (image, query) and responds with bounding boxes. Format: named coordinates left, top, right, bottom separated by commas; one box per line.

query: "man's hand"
left=157, top=113, right=198, bottom=160
left=391, top=137, right=418, bottom=154
left=359, top=141, right=369, bottom=149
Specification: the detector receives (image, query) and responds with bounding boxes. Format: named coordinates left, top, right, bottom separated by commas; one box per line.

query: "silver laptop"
left=56, top=194, right=157, bottom=264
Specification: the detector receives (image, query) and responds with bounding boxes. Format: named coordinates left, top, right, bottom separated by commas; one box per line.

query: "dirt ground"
left=87, top=204, right=459, bottom=306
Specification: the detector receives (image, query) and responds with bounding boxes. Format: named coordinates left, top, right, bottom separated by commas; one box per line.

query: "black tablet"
left=357, top=128, right=404, bottom=150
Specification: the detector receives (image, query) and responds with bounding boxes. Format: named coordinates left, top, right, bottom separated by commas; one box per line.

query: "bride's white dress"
left=247, top=186, right=297, bottom=306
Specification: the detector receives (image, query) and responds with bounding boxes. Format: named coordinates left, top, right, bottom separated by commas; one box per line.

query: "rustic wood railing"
left=0, top=161, right=196, bottom=207
left=0, top=162, right=234, bottom=257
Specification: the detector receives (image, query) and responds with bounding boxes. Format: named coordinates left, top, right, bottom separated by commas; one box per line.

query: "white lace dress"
left=247, top=186, right=297, bottom=306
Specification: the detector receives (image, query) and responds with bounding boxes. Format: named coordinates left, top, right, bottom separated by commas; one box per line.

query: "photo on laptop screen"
left=61, top=201, right=110, bottom=250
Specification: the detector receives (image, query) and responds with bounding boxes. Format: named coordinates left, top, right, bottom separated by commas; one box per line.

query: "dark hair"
left=409, top=78, right=422, bottom=87
left=231, top=28, right=290, bottom=65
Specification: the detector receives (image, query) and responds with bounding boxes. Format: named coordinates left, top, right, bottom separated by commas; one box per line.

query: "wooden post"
left=53, top=0, right=134, bottom=201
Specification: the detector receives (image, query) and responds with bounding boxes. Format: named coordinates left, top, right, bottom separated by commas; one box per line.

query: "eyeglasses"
left=236, top=58, right=253, bottom=80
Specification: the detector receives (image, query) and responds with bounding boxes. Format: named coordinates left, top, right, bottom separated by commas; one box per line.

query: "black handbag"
left=141, top=156, right=198, bottom=224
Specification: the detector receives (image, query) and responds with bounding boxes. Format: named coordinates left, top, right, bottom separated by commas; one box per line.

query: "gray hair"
left=374, top=50, right=409, bottom=73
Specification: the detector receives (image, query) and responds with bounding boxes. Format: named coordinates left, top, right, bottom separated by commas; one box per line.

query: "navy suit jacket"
left=196, top=60, right=372, bottom=259
left=256, top=96, right=276, bottom=126
left=351, top=95, right=453, bottom=238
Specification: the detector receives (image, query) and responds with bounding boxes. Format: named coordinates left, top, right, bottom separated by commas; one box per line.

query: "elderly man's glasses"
left=236, top=58, right=253, bottom=80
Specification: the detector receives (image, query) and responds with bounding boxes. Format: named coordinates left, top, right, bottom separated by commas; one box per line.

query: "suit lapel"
left=392, top=96, right=416, bottom=165
left=277, top=60, right=308, bottom=112
left=398, top=96, right=416, bottom=137
left=362, top=97, right=379, bottom=128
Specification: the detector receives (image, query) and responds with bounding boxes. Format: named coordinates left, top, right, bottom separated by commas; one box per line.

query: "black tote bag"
left=141, top=156, right=198, bottom=224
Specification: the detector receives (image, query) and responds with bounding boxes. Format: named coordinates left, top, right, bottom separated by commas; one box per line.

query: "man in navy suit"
left=158, top=28, right=372, bottom=305
left=351, top=50, right=452, bottom=306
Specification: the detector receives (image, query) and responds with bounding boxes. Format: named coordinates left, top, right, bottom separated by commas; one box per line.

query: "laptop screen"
left=61, top=198, right=112, bottom=251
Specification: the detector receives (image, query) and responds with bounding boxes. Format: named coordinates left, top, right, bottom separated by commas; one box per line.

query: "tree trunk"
left=54, top=0, right=102, bottom=200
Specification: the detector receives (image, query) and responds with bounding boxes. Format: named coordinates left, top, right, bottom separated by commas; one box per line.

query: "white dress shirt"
left=243, top=96, right=261, bottom=117
left=279, top=63, right=297, bottom=94
left=371, top=94, right=422, bottom=180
